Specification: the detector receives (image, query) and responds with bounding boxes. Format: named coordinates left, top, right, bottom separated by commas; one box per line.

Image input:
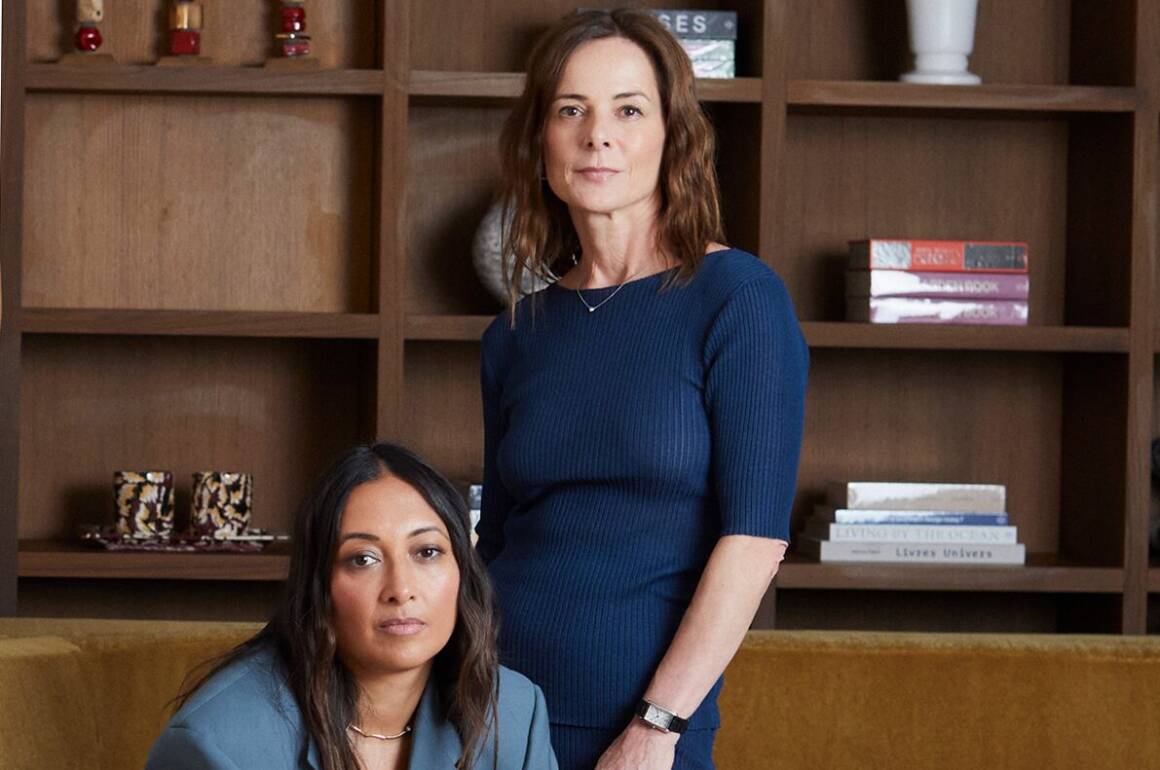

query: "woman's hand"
left=594, top=720, right=678, bottom=770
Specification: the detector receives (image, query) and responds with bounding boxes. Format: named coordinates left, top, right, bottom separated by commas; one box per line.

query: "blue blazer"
left=145, top=647, right=558, bottom=769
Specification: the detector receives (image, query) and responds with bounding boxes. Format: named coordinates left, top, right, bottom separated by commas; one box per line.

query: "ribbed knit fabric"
left=478, top=248, right=809, bottom=731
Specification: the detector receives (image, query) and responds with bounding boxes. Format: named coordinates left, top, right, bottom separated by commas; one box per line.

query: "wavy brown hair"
left=174, top=443, right=499, bottom=770
left=498, top=8, right=724, bottom=313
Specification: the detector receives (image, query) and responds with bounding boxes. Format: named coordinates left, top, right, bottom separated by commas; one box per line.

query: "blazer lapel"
left=408, top=676, right=464, bottom=769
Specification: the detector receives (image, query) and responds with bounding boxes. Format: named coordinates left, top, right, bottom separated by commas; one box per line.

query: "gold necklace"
left=348, top=724, right=412, bottom=741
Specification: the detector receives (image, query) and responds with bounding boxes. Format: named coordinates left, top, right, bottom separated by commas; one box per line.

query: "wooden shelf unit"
left=2, top=0, right=1158, bottom=633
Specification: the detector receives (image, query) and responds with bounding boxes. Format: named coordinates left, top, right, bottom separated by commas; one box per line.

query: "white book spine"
left=798, top=538, right=1026, bottom=564
left=826, top=481, right=1006, bottom=513
left=806, top=521, right=1018, bottom=544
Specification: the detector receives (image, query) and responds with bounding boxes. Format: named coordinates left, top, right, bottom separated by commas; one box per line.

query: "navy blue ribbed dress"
left=478, top=248, right=808, bottom=769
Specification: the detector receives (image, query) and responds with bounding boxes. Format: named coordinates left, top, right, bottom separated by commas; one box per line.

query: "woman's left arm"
left=598, top=272, right=808, bottom=769
left=594, top=535, right=786, bottom=768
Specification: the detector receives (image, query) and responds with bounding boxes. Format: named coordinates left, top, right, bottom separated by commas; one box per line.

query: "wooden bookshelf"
left=21, top=309, right=381, bottom=339
left=2, top=0, right=1158, bottom=635
left=787, top=80, right=1138, bottom=114
left=18, top=540, right=289, bottom=581
left=26, top=64, right=385, bottom=96
left=409, top=70, right=763, bottom=103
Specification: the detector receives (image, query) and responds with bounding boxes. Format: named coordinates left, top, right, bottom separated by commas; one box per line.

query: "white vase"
left=901, top=0, right=981, bottom=85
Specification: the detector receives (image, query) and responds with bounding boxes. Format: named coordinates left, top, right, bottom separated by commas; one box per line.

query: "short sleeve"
left=478, top=324, right=516, bottom=564
left=703, top=275, right=808, bottom=540
left=145, top=725, right=245, bottom=770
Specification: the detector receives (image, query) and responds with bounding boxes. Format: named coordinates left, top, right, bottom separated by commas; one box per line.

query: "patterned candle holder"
left=266, top=1, right=318, bottom=68
left=190, top=472, right=253, bottom=539
left=114, top=471, right=176, bottom=539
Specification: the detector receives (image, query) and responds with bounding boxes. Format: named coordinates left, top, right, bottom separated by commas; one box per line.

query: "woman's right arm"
left=477, top=335, right=513, bottom=564
left=145, top=726, right=244, bottom=770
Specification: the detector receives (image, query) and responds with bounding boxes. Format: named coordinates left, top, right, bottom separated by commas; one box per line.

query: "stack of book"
left=846, top=239, right=1029, bottom=325
left=797, top=481, right=1026, bottom=565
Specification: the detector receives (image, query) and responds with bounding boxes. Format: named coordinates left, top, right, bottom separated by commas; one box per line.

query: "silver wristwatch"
left=635, top=698, right=689, bottom=734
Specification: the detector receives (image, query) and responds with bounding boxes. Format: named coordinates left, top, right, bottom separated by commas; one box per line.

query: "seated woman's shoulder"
left=146, top=646, right=303, bottom=769
left=494, top=664, right=544, bottom=719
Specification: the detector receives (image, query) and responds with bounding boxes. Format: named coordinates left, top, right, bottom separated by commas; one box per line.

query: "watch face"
left=644, top=704, right=673, bottom=729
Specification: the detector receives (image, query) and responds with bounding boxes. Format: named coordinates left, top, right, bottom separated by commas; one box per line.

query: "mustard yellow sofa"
left=2, top=618, right=1159, bottom=769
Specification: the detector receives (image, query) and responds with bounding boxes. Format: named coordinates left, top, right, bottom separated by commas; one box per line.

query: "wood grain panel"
left=19, top=336, right=373, bottom=539
left=774, top=589, right=1120, bottom=633
left=410, top=0, right=763, bottom=77
left=400, top=342, right=484, bottom=487
left=18, top=578, right=280, bottom=621
left=27, top=0, right=375, bottom=68
left=406, top=106, right=509, bottom=316
left=784, top=0, right=1070, bottom=85
left=778, top=113, right=1068, bottom=324
left=798, top=349, right=1063, bottom=557
left=23, top=94, right=375, bottom=312
left=0, top=0, right=28, bottom=614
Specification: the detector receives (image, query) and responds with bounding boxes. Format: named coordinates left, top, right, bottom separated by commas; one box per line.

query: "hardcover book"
left=802, top=518, right=1018, bottom=544
left=846, top=270, right=1030, bottom=299
left=826, top=482, right=1007, bottom=513
left=812, top=506, right=1009, bottom=526
left=847, top=297, right=1029, bottom=325
left=648, top=9, right=738, bottom=39
left=848, top=239, right=1029, bottom=272
left=797, top=538, right=1026, bottom=564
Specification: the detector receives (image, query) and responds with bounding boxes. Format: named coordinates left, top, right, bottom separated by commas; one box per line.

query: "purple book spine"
left=847, top=270, right=1030, bottom=299
left=848, top=298, right=1029, bottom=325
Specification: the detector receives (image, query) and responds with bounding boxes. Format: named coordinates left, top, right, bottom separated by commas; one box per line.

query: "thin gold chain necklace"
left=348, top=723, right=412, bottom=741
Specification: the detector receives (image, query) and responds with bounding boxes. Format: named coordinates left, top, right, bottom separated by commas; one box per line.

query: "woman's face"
left=330, top=475, right=460, bottom=679
left=543, top=36, right=666, bottom=219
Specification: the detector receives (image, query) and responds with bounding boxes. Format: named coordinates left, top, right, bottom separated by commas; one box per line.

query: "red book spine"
left=849, top=239, right=1029, bottom=273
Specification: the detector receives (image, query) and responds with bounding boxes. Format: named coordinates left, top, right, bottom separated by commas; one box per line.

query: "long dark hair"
left=175, top=443, right=499, bottom=770
left=499, top=8, right=725, bottom=314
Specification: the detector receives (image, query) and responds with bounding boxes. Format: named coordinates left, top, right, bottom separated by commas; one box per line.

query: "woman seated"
left=146, top=442, right=557, bottom=770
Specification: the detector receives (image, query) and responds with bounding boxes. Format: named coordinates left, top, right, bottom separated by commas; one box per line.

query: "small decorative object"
left=467, top=483, right=482, bottom=533
left=79, top=524, right=287, bottom=553
left=114, top=471, right=176, bottom=539
left=649, top=9, right=737, bottom=79
left=155, top=0, right=214, bottom=66
left=265, top=0, right=319, bottom=68
left=75, top=0, right=104, bottom=52
left=61, top=0, right=115, bottom=64
left=190, top=472, right=253, bottom=539
left=472, top=200, right=554, bottom=304
left=901, top=0, right=982, bottom=85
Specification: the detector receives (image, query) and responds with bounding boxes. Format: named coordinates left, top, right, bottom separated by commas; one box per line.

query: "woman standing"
left=478, top=9, right=808, bottom=770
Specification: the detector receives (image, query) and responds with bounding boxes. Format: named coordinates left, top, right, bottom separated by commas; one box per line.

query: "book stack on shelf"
left=797, top=481, right=1026, bottom=565
left=846, top=239, right=1030, bottom=325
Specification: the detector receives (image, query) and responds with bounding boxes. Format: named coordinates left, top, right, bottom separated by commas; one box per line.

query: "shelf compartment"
left=787, top=81, right=1138, bottom=115
left=406, top=315, right=492, bottom=341
left=409, top=71, right=762, bottom=103
left=24, top=94, right=376, bottom=314
left=22, top=309, right=380, bottom=339
left=28, top=1, right=375, bottom=70
left=18, top=540, right=289, bottom=582
left=784, top=1, right=1133, bottom=88
left=19, top=335, right=376, bottom=541
left=775, top=553, right=1122, bottom=593
left=26, top=65, right=385, bottom=97
left=410, top=1, right=764, bottom=76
